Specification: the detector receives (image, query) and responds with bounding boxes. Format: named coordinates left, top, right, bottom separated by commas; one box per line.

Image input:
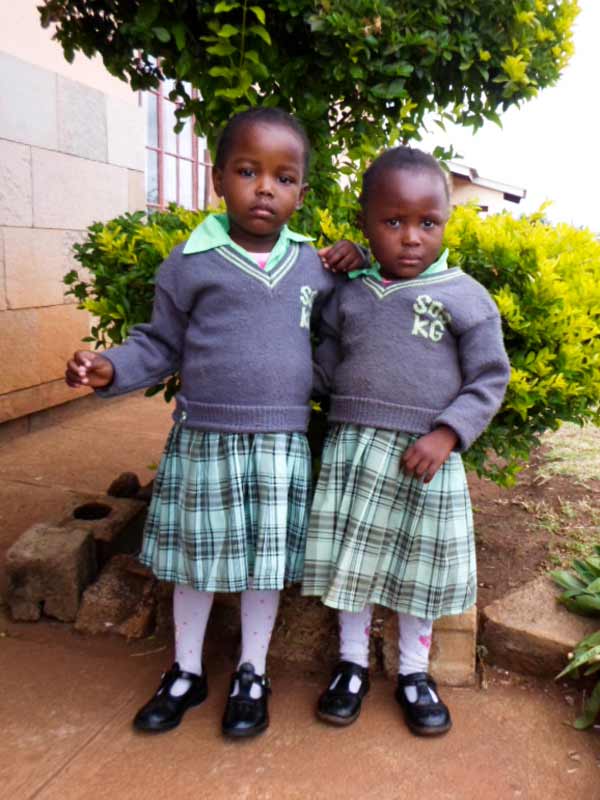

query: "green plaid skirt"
left=139, top=424, right=312, bottom=592
left=302, top=424, right=476, bottom=619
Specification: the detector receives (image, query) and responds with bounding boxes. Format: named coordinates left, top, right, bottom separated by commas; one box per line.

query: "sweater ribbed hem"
left=173, top=397, right=310, bottom=433
left=329, top=395, right=440, bottom=436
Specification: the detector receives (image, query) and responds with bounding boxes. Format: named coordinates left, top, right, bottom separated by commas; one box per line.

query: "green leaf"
left=136, top=1, right=160, bottom=28
left=214, top=1, right=240, bottom=11
left=248, top=25, right=271, bottom=45
left=550, top=570, right=586, bottom=592
left=209, top=66, right=236, bottom=79
left=250, top=6, right=266, bottom=24
left=573, top=681, right=600, bottom=729
left=217, top=24, right=239, bottom=38
left=206, top=41, right=236, bottom=56
left=152, top=27, right=171, bottom=42
left=172, top=22, right=186, bottom=51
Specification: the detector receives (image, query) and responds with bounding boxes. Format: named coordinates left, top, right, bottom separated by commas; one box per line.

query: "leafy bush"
left=552, top=547, right=600, bottom=729
left=65, top=202, right=600, bottom=484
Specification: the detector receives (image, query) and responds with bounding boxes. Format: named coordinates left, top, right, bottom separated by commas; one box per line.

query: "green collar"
left=183, top=213, right=312, bottom=272
left=349, top=248, right=449, bottom=281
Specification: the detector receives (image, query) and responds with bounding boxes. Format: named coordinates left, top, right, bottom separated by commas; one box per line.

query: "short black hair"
left=214, top=108, right=311, bottom=178
left=359, top=146, right=449, bottom=209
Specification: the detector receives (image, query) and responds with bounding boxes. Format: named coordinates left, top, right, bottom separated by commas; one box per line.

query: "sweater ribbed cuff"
left=174, top=397, right=310, bottom=433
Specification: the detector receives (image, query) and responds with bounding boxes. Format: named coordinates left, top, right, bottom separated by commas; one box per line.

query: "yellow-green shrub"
left=65, top=203, right=600, bottom=484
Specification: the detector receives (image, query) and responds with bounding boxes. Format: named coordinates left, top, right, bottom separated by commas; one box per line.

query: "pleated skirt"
left=139, top=423, right=312, bottom=592
left=302, top=424, right=476, bottom=619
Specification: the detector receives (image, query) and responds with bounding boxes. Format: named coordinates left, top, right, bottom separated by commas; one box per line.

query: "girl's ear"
left=295, top=182, right=309, bottom=209
left=212, top=166, right=224, bottom=198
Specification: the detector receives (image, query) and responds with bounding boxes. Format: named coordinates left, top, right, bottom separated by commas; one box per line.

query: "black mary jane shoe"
left=222, top=662, right=271, bottom=739
left=133, top=662, right=208, bottom=733
left=395, top=672, right=452, bottom=736
left=317, top=660, right=370, bottom=726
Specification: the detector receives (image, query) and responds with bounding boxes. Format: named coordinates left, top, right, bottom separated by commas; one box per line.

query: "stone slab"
left=128, top=169, right=146, bottom=212
left=0, top=379, right=92, bottom=426
left=0, top=305, right=91, bottom=395
left=6, top=523, right=96, bottom=622
left=3, top=226, right=82, bottom=309
left=0, top=52, right=58, bottom=149
left=32, top=148, right=128, bottom=230
left=0, top=138, right=32, bottom=226
left=106, top=96, right=145, bottom=170
left=0, top=228, right=6, bottom=311
left=480, top=575, right=599, bottom=676
left=57, top=76, right=107, bottom=162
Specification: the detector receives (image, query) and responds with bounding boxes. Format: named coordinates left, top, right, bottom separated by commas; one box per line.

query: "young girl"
left=302, top=146, right=511, bottom=736
left=65, top=108, right=364, bottom=739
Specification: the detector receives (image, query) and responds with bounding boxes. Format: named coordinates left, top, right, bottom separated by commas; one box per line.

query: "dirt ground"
left=471, top=423, right=600, bottom=610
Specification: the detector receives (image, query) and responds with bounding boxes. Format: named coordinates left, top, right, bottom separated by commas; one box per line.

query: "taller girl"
left=303, top=146, right=511, bottom=736
left=65, top=108, right=362, bottom=738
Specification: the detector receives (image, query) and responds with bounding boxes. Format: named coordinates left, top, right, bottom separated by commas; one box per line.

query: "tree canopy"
left=39, top=0, right=578, bottom=207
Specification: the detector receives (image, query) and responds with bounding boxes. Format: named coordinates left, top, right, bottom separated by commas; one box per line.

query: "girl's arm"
left=312, top=288, right=342, bottom=397
left=65, top=252, right=190, bottom=398
left=319, top=241, right=369, bottom=273
left=402, top=312, right=510, bottom=482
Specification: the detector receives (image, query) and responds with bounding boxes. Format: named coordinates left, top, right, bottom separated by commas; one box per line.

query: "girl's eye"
left=239, top=168, right=255, bottom=177
left=422, top=219, right=436, bottom=229
left=386, top=219, right=401, bottom=228
left=278, top=175, right=295, bottom=184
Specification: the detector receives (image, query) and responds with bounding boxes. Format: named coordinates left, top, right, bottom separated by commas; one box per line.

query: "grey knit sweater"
left=99, top=241, right=337, bottom=432
left=314, top=268, right=511, bottom=451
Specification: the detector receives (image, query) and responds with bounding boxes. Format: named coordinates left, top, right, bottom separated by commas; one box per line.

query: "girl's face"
left=360, top=168, right=449, bottom=281
left=212, top=122, right=308, bottom=251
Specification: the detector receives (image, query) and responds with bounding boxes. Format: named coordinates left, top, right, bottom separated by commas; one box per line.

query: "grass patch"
left=539, top=423, right=600, bottom=482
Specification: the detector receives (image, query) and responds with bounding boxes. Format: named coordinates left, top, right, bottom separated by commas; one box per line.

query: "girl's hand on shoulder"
left=65, top=350, right=114, bottom=389
left=318, top=240, right=366, bottom=273
left=401, top=426, right=459, bottom=483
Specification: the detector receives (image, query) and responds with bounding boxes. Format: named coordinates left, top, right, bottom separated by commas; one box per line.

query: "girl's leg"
left=171, top=584, right=214, bottom=694
left=222, top=588, right=279, bottom=738
left=316, top=606, right=372, bottom=727
left=396, top=612, right=451, bottom=736
left=133, top=584, right=212, bottom=732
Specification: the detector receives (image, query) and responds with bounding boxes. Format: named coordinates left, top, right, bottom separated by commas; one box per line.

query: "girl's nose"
left=256, top=177, right=275, bottom=196
left=401, top=225, right=421, bottom=245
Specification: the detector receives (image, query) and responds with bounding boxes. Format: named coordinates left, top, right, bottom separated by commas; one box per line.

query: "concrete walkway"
left=1, top=394, right=599, bottom=799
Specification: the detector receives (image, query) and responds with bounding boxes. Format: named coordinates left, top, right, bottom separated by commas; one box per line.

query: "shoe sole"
left=222, top=719, right=269, bottom=739
left=317, top=709, right=360, bottom=727
left=404, top=717, right=452, bottom=737
left=133, top=695, right=207, bottom=734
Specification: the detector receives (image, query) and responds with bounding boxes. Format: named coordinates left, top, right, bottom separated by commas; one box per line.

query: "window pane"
left=146, top=149, right=159, bottom=206
left=146, top=94, right=158, bottom=148
left=164, top=102, right=178, bottom=154
left=180, top=159, right=193, bottom=209
left=198, top=161, right=207, bottom=209
left=165, top=155, right=177, bottom=204
left=180, top=116, right=193, bottom=159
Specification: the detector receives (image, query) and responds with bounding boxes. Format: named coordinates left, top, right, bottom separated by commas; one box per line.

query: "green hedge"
left=65, top=203, right=600, bottom=485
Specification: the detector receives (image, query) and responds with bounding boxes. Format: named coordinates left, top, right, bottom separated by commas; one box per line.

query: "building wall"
left=0, top=2, right=145, bottom=423
left=450, top=175, right=512, bottom=214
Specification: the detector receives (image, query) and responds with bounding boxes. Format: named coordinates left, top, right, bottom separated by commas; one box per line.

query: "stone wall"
left=0, top=8, right=145, bottom=425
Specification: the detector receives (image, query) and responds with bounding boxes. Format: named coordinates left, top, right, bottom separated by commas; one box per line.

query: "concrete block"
left=480, top=576, right=598, bottom=677
left=382, top=607, right=477, bottom=686
left=4, top=227, right=81, bottom=309
left=0, top=139, right=32, bottom=226
left=59, top=494, right=147, bottom=567
left=0, top=53, right=58, bottom=149
left=75, top=554, right=156, bottom=638
left=32, top=148, right=128, bottom=230
left=106, top=96, right=145, bottom=170
left=6, top=523, right=97, bottom=622
left=57, top=76, right=107, bottom=162
left=128, top=169, right=146, bottom=213
left=0, top=305, right=91, bottom=396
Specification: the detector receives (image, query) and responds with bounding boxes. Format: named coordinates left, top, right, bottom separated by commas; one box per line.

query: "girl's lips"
left=250, top=206, right=275, bottom=218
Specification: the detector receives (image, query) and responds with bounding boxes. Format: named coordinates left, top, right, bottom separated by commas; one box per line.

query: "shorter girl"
left=303, top=147, right=510, bottom=735
left=66, top=108, right=364, bottom=739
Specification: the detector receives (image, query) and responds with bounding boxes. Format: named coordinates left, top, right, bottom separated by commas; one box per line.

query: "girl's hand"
left=318, top=240, right=366, bottom=273
left=65, top=350, right=114, bottom=389
left=401, top=426, right=459, bottom=483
